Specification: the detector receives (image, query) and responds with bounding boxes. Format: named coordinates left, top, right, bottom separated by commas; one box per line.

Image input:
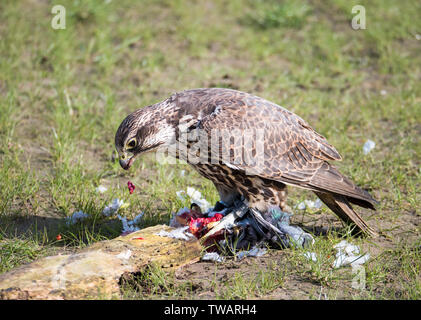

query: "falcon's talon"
left=250, top=207, right=315, bottom=249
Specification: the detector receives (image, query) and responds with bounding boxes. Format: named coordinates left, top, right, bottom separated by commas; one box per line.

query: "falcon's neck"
left=139, top=100, right=179, bottom=151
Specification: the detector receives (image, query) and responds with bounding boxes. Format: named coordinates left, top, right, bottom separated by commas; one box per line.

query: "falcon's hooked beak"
left=118, top=152, right=136, bottom=170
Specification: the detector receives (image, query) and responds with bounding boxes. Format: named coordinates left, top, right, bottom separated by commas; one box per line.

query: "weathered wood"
left=0, top=225, right=202, bottom=299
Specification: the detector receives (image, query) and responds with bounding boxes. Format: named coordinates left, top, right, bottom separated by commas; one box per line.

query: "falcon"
left=115, top=88, right=378, bottom=237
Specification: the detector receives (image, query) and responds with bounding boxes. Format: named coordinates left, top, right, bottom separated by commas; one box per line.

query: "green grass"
left=215, top=264, right=287, bottom=299
left=0, top=0, right=420, bottom=299
left=0, top=227, right=49, bottom=273
left=120, top=263, right=199, bottom=299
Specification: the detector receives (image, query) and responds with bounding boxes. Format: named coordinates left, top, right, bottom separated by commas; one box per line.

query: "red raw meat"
left=189, top=213, right=223, bottom=239
left=127, top=181, right=135, bottom=194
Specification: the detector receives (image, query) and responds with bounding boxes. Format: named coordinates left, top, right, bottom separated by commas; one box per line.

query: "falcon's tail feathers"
left=314, top=192, right=378, bottom=237
left=309, top=162, right=378, bottom=210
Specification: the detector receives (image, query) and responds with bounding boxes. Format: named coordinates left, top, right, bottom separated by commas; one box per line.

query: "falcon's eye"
left=126, top=138, right=137, bottom=149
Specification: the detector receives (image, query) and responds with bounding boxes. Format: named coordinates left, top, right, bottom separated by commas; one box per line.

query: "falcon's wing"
left=188, top=88, right=377, bottom=208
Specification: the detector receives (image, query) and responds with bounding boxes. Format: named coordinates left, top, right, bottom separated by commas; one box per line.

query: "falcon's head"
left=114, top=105, right=174, bottom=170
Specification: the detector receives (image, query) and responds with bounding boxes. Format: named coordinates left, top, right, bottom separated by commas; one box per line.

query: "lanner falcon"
left=115, top=88, right=378, bottom=237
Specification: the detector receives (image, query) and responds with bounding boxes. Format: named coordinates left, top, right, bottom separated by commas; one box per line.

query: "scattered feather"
left=302, top=241, right=370, bottom=268
left=332, top=240, right=370, bottom=268
left=296, top=199, right=323, bottom=210
left=102, top=198, right=126, bottom=216
left=117, top=212, right=144, bottom=235
left=363, top=140, right=375, bottom=155
left=202, top=252, right=225, bottom=262
left=65, top=210, right=89, bottom=225
left=95, top=185, right=107, bottom=193
left=176, top=187, right=212, bottom=212
left=235, top=247, right=267, bottom=260
left=303, top=251, right=318, bottom=262
left=155, top=226, right=195, bottom=241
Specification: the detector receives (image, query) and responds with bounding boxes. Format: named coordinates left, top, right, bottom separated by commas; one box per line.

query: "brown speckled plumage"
left=115, top=88, right=378, bottom=236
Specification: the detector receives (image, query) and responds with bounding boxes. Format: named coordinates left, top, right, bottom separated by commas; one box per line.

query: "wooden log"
left=0, top=225, right=202, bottom=299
